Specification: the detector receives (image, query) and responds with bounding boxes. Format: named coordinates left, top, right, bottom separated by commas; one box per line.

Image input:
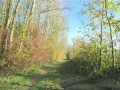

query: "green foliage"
left=32, top=78, right=62, bottom=90
left=0, top=0, right=67, bottom=75
left=69, top=36, right=120, bottom=79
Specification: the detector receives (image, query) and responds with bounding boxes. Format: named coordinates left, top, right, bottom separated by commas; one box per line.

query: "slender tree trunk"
left=105, top=0, right=115, bottom=74
left=27, top=0, right=36, bottom=46
left=10, top=0, right=21, bottom=44
left=1, top=0, right=14, bottom=54
left=5, top=0, right=14, bottom=45
left=19, top=0, right=36, bottom=52
left=98, top=11, right=103, bottom=68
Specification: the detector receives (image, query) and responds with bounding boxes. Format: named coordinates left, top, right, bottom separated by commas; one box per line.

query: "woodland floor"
left=0, top=60, right=120, bottom=90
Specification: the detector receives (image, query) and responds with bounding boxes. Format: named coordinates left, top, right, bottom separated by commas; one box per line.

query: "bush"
left=71, top=56, right=97, bottom=76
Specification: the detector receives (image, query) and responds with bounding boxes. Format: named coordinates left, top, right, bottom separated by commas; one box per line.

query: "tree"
left=0, top=0, right=68, bottom=74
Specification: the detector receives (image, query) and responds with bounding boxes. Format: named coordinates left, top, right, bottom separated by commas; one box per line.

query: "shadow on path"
left=59, top=60, right=120, bottom=90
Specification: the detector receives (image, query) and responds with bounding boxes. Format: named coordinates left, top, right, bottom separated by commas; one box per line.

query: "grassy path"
left=0, top=60, right=67, bottom=90
left=1, top=60, right=120, bottom=90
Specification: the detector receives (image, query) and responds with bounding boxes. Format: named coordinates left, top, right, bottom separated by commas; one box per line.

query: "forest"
left=0, top=0, right=120, bottom=90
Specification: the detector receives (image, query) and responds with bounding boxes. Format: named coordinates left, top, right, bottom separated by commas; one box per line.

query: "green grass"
left=32, top=78, right=62, bottom=90
left=0, top=60, right=65, bottom=90
left=1, top=60, right=120, bottom=90
left=31, top=61, right=64, bottom=90
left=0, top=65, right=47, bottom=89
left=0, top=75, right=30, bottom=89
left=59, top=60, right=120, bottom=90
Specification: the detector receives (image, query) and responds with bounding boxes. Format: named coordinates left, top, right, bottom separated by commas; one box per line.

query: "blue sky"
left=66, top=0, right=120, bottom=45
left=66, top=0, right=85, bottom=45
left=65, top=0, right=120, bottom=49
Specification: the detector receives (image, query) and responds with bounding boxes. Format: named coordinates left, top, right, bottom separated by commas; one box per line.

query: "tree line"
left=0, top=0, right=68, bottom=75
left=68, top=0, right=120, bottom=77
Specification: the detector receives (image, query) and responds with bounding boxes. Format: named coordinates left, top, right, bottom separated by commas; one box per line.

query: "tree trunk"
left=19, top=0, right=36, bottom=52
left=105, top=0, right=115, bottom=74
left=98, top=11, right=103, bottom=69
left=1, top=0, right=14, bottom=54
left=10, top=0, right=21, bottom=44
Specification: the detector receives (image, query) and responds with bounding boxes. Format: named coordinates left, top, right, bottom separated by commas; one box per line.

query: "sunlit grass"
left=0, top=60, right=65, bottom=89
left=32, top=61, right=63, bottom=90
left=1, top=59, right=120, bottom=90
left=32, top=78, right=62, bottom=90
left=0, top=76, right=30, bottom=89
